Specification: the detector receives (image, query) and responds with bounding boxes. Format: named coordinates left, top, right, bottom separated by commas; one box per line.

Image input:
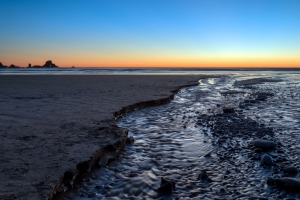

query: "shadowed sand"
left=0, top=75, right=215, bottom=200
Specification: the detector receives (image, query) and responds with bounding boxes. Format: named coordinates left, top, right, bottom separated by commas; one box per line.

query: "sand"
left=0, top=75, right=214, bottom=200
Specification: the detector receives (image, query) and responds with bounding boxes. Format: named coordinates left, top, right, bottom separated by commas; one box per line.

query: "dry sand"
left=0, top=75, right=214, bottom=200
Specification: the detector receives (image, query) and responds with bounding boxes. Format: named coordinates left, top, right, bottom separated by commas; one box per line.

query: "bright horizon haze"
left=0, top=0, right=300, bottom=68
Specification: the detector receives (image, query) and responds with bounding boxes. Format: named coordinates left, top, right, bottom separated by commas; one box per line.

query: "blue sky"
left=1, top=0, right=300, bottom=67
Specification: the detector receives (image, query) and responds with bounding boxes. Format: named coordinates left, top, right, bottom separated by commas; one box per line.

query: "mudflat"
left=0, top=75, right=212, bottom=200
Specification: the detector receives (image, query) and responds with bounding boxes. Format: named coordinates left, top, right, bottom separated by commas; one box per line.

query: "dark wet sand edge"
left=49, top=82, right=203, bottom=199
left=50, top=75, right=300, bottom=200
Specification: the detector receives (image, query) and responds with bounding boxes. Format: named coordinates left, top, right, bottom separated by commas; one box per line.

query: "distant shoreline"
left=0, top=60, right=59, bottom=69
left=1, top=67, right=300, bottom=71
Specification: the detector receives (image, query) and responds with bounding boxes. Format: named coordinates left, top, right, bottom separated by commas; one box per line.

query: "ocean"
left=1, top=67, right=300, bottom=76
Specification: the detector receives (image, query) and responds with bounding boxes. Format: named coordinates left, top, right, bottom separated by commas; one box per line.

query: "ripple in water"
left=56, top=73, right=300, bottom=199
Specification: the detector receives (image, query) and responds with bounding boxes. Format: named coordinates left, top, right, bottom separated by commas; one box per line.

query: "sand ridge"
left=0, top=75, right=215, bottom=199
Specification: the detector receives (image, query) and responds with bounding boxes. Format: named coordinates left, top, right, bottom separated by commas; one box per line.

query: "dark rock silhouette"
left=254, top=148, right=263, bottom=153
left=0, top=61, right=60, bottom=68
left=283, top=166, right=298, bottom=174
left=275, top=178, right=300, bottom=190
left=9, top=64, right=20, bottom=68
left=0, top=62, right=7, bottom=68
left=260, top=154, right=273, bottom=166
left=43, top=60, right=58, bottom=68
left=253, top=139, right=276, bottom=150
left=267, top=177, right=275, bottom=185
left=32, top=60, right=59, bottom=68
left=157, top=177, right=176, bottom=193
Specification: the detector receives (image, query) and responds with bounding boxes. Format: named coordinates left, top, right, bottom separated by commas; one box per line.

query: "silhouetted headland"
left=9, top=64, right=20, bottom=68
left=0, top=60, right=59, bottom=68
left=0, top=62, right=7, bottom=68
left=31, top=60, right=59, bottom=68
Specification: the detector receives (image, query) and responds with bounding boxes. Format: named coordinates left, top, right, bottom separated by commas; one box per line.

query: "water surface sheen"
left=58, top=72, right=300, bottom=199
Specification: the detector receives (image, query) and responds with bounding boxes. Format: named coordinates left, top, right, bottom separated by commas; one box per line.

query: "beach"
left=1, top=0, right=299, bottom=199
left=2, top=73, right=300, bottom=200
left=54, top=73, right=300, bottom=199
left=0, top=75, right=213, bottom=200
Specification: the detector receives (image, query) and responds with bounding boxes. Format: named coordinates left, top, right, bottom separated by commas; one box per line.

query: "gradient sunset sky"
left=0, top=0, right=300, bottom=68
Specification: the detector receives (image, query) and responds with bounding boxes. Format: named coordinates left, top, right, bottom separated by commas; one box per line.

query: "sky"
left=0, top=0, right=300, bottom=68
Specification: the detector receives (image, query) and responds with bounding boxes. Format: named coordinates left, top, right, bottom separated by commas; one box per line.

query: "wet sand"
left=0, top=75, right=215, bottom=200
left=56, top=75, right=300, bottom=199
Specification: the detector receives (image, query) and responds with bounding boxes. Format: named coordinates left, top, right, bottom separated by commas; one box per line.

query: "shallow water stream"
left=57, top=72, right=300, bottom=199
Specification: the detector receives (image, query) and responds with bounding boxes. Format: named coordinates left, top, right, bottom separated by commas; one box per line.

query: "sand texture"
left=0, top=75, right=213, bottom=200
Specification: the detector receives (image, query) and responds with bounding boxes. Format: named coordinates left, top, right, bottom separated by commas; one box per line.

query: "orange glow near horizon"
left=1, top=1, right=300, bottom=69
left=2, top=57, right=300, bottom=68
left=1, top=53, right=300, bottom=68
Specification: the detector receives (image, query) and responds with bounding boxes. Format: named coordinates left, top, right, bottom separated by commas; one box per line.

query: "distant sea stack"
left=0, top=62, right=9, bottom=68
left=1, top=60, right=59, bottom=68
left=9, top=64, right=20, bottom=68
left=0, top=62, right=6, bottom=68
left=43, top=60, right=58, bottom=68
left=33, top=60, right=59, bottom=68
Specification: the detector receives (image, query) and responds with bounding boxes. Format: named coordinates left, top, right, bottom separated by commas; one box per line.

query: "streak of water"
left=56, top=72, right=300, bottom=199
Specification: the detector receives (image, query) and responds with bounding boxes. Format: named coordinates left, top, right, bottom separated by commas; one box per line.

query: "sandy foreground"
left=0, top=75, right=215, bottom=200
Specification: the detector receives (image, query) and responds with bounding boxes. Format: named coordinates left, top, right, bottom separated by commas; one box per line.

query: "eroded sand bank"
left=0, top=75, right=215, bottom=200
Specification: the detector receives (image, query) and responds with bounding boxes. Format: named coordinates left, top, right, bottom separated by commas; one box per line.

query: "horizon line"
left=2, top=66, right=300, bottom=69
